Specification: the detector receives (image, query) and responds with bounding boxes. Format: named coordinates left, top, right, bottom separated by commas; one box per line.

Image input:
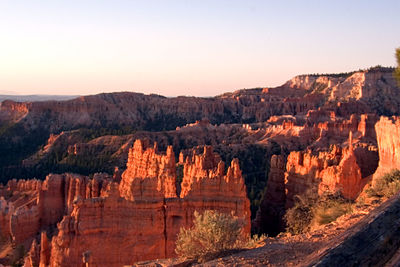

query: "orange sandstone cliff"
left=18, top=140, right=250, bottom=267
left=284, top=139, right=362, bottom=207
left=254, top=114, right=378, bottom=234
left=0, top=173, right=112, bottom=246
left=373, top=116, right=400, bottom=180
left=119, top=139, right=177, bottom=200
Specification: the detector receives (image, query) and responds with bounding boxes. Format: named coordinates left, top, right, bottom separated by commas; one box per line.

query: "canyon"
left=1, top=140, right=250, bottom=267
left=1, top=67, right=400, bottom=265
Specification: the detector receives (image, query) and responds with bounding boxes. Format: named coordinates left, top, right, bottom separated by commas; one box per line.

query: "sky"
left=0, top=0, right=399, bottom=97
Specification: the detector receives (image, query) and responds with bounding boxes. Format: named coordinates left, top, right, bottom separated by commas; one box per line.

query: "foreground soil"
left=198, top=197, right=397, bottom=266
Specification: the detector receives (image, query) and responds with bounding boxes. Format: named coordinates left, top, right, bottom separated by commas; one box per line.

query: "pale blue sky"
left=0, top=0, right=399, bottom=96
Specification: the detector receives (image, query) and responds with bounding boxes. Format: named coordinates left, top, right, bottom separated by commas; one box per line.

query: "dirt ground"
left=199, top=200, right=382, bottom=267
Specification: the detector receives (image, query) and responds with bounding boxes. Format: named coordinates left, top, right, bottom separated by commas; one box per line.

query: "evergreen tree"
left=395, top=48, right=400, bottom=85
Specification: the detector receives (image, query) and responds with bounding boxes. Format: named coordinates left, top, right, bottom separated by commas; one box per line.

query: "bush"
left=175, top=210, right=258, bottom=262
left=312, top=194, right=353, bottom=226
left=284, top=193, right=315, bottom=234
left=285, top=191, right=353, bottom=234
left=367, top=169, right=400, bottom=198
left=395, top=48, right=400, bottom=86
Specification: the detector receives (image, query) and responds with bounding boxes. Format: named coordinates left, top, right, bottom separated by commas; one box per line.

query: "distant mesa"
left=0, top=94, right=79, bottom=102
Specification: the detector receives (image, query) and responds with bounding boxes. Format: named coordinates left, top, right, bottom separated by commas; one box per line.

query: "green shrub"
left=175, top=210, right=254, bottom=262
left=395, top=48, right=400, bottom=86
left=284, top=193, right=315, bottom=234
left=367, top=169, right=400, bottom=198
left=285, top=191, right=353, bottom=234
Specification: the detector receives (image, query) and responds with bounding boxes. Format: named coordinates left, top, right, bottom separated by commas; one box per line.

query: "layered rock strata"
left=255, top=126, right=376, bottom=235
left=1, top=68, right=397, bottom=138
left=0, top=173, right=112, bottom=244
left=284, top=133, right=362, bottom=207
left=119, top=139, right=177, bottom=200
left=373, top=116, right=400, bottom=180
left=17, top=140, right=250, bottom=267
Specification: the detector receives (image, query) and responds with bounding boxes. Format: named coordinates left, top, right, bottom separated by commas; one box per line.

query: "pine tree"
left=395, top=48, right=400, bottom=85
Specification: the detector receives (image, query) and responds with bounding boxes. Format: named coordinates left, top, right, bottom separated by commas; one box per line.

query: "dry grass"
left=285, top=191, right=353, bottom=234
left=366, top=169, right=400, bottom=198
left=311, top=197, right=353, bottom=226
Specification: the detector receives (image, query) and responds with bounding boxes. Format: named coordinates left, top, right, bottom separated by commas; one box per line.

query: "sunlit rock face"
left=119, top=139, right=177, bottom=201
left=254, top=113, right=380, bottom=235
left=284, top=142, right=362, bottom=207
left=12, top=141, right=250, bottom=267
left=373, top=116, right=400, bottom=182
left=0, top=173, right=112, bottom=245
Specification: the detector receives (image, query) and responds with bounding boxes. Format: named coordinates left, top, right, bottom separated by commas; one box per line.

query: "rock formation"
left=0, top=173, right=112, bottom=245
left=373, top=116, right=400, bottom=180
left=24, top=238, right=39, bottom=267
left=46, top=183, right=168, bottom=267
left=284, top=133, right=362, bottom=207
left=1, top=67, right=399, bottom=264
left=1, top=68, right=397, bottom=185
left=119, top=139, right=177, bottom=200
left=255, top=114, right=379, bottom=235
left=10, top=141, right=251, bottom=267
left=0, top=67, right=396, bottom=141
left=0, top=99, right=30, bottom=123
left=253, top=154, right=287, bottom=235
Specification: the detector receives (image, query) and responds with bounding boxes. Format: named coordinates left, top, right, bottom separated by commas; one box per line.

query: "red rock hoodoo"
left=11, top=140, right=250, bottom=267
left=119, top=139, right=177, bottom=200
left=373, top=116, right=400, bottom=181
left=284, top=139, right=362, bottom=207
left=254, top=114, right=379, bottom=234
left=0, top=173, right=111, bottom=246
